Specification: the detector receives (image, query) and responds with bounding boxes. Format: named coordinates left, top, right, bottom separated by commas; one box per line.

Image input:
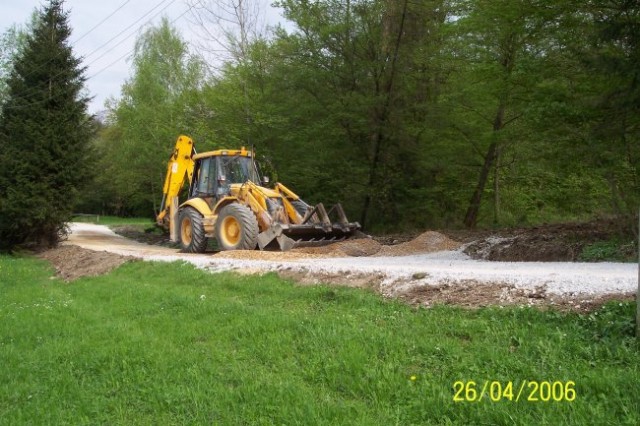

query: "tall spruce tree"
left=0, top=0, right=91, bottom=250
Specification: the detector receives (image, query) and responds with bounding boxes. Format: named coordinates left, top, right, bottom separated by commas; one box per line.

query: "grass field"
left=0, top=256, right=638, bottom=425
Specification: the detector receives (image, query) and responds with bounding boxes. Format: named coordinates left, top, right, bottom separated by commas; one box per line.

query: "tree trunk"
left=360, top=129, right=383, bottom=228
left=463, top=102, right=505, bottom=228
left=607, top=173, right=622, bottom=215
left=493, top=145, right=500, bottom=226
left=360, top=0, right=408, bottom=229
left=463, top=140, right=498, bottom=228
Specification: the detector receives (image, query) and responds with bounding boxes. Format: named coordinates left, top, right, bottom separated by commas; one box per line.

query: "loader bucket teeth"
left=257, top=202, right=361, bottom=251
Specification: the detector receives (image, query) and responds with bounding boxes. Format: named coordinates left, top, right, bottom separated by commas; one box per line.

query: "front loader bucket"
left=257, top=203, right=361, bottom=251
left=257, top=223, right=360, bottom=250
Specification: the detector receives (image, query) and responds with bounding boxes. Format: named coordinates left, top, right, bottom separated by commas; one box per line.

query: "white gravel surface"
left=66, top=223, right=637, bottom=297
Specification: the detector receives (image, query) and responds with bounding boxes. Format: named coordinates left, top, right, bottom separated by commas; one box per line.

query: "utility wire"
left=88, top=4, right=194, bottom=79
left=72, top=0, right=133, bottom=44
left=82, top=0, right=176, bottom=61
left=8, top=0, right=174, bottom=99
left=7, top=0, right=139, bottom=95
left=83, top=0, right=178, bottom=69
left=2, top=3, right=194, bottom=113
left=3, top=0, right=181, bottom=108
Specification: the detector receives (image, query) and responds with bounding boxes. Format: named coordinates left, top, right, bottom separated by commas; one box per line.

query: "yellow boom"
left=156, top=135, right=195, bottom=241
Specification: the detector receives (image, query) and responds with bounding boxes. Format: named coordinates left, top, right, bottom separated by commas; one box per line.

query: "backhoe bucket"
left=257, top=203, right=361, bottom=251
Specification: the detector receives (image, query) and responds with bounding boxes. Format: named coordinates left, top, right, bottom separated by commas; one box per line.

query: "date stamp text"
left=452, top=380, right=576, bottom=402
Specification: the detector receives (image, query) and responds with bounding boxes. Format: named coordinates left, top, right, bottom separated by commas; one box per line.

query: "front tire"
left=216, top=203, right=259, bottom=250
left=179, top=207, right=208, bottom=253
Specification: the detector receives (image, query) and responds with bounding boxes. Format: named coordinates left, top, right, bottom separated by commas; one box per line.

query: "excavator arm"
left=156, top=135, right=196, bottom=240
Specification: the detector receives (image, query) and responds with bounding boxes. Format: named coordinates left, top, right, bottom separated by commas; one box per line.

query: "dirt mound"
left=463, top=235, right=579, bottom=262
left=375, top=231, right=461, bottom=257
left=247, top=231, right=458, bottom=260
left=297, top=238, right=382, bottom=257
left=373, top=232, right=422, bottom=246
left=39, top=245, right=136, bottom=281
left=274, top=270, right=635, bottom=313
left=455, top=218, right=636, bottom=262
left=215, top=232, right=459, bottom=261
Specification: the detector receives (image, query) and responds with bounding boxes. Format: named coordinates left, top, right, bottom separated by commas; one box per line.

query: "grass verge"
left=0, top=256, right=638, bottom=425
left=71, top=215, right=154, bottom=226
left=578, top=238, right=637, bottom=262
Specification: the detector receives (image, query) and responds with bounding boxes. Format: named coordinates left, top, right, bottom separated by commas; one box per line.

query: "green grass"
left=0, top=256, right=638, bottom=425
left=578, top=239, right=637, bottom=262
left=71, top=215, right=154, bottom=226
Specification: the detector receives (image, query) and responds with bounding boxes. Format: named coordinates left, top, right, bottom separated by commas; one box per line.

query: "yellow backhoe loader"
left=156, top=135, right=361, bottom=252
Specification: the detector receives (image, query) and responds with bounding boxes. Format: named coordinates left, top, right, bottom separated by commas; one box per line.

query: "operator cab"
left=189, top=152, right=261, bottom=202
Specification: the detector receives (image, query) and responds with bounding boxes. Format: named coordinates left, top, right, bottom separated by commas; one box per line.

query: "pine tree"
left=0, top=0, right=92, bottom=250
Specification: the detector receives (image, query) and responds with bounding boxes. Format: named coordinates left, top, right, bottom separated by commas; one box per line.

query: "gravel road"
left=65, top=223, right=637, bottom=298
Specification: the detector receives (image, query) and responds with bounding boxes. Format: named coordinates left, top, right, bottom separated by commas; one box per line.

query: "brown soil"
left=278, top=268, right=385, bottom=289
left=213, top=231, right=460, bottom=261
left=267, top=220, right=629, bottom=262
left=213, top=236, right=384, bottom=260
left=444, top=217, right=635, bottom=262
left=393, top=279, right=635, bottom=313
left=297, top=237, right=383, bottom=257
left=375, top=231, right=461, bottom=256
left=372, top=231, right=423, bottom=246
left=275, top=270, right=633, bottom=313
left=112, top=217, right=636, bottom=262
left=38, top=245, right=136, bottom=281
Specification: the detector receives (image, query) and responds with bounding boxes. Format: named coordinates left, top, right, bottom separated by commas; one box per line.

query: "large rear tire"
left=178, top=207, right=208, bottom=253
left=215, top=203, right=259, bottom=250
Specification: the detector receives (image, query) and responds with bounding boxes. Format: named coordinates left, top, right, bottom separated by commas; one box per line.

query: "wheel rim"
left=181, top=217, right=192, bottom=245
left=220, top=216, right=241, bottom=247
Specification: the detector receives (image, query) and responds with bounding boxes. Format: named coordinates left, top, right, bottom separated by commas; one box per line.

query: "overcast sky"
left=0, top=0, right=287, bottom=115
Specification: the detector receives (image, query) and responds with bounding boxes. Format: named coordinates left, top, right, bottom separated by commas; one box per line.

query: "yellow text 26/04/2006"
left=452, top=380, right=576, bottom=403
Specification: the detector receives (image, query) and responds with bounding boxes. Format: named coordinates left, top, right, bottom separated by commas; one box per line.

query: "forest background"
left=3, top=0, right=637, bottom=233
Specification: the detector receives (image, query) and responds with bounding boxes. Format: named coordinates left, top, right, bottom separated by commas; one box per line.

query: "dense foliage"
left=86, top=0, right=640, bottom=231
left=0, top=0, right=92, bottom=250
left=78, top=18, right=207, bottom=216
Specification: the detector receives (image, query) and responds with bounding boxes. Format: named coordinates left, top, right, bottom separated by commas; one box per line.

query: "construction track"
left=55, top=222, right=637, bottom=311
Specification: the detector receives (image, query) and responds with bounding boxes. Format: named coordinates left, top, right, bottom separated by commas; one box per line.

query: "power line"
left=7, top=0, right=139, bottom=95
left=88, top=4, right=194, bottom=80
left=82, top=0, right=176, bottom=62
left=72, top=0, right=133, bottom=44
left=2, top=4, right=195, bottom=114
left=83, top=0, right=179, bottom=70
left=3, top=0, right=182, bottom=109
